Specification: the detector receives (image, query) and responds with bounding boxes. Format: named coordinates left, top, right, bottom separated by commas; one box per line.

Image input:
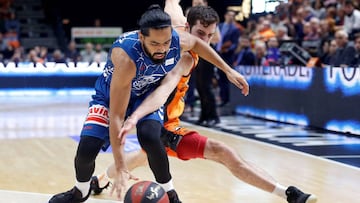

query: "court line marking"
left=0, top=189, right=122, bottom=203
left=321, top=155, right=360, bottom=158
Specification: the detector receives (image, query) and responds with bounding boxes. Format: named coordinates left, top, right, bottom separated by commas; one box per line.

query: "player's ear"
left=139, top=32, right=145, bottom=42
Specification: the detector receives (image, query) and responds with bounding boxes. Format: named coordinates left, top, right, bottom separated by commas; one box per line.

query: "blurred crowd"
left=1, top=0, right=360, bottom=68
left=231, top=0, right=360, bottom=68
left=21, top=41, right=109, bottom=65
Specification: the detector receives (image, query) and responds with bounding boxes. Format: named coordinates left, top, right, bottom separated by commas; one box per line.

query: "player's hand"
left=118, top=116, right=138, bottom=142
left=110, top=170, right=139, bottom=200
left=226, top=68, right=249, bottom=96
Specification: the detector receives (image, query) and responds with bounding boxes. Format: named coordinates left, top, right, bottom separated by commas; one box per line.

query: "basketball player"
left=90, top=1, right=317, bottom=203
left=48, top=4, right=249, bottom=203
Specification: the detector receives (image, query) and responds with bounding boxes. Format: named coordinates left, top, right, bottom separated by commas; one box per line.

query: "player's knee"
left=137, top=120, right=162, bottom=148
left=205, top=139, right=228, bottom=158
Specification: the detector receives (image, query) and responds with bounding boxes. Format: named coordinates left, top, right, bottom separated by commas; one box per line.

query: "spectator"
left=276, top=25, right=292, bottom=41
left=1, top=42, right=14, bottom=63
left=302, top=21, right=312, bottom=40
left=64, top=40, right=81, bottom=63
left=292, top=6, right=307, bottom=41
left=3, top=26, right=19, bottom=49
left=195, top=58, right=220, bottom=126
left=4, top=10, right=19, bottom=34
left=253, top=19, right=276, bottom=43
left=0, top=0, right=13, bottom=33
left=191, top=0, right=221, bottom=126
left=325, top=5, right=342, bottom=28
left=280, top=16, right=296, bottom=39
left=244, top=19, right=258, bottom=49
left=233, top=35, right=255, bottom=66
left=336, top=3, right=346, bottom=27
left=266, top=37, right=281, bottom=65
left=307, top=17, right=321, bottom=40
left=39, top=46, right=51, bottom=62
left=342, top=0, right=360, bottom=39
left=215, top=9, right=241, bottom=107
left=49, top=48, right=67, bottom=64
left=254, top=41, right=268, bottom=66
left=216, top=9, right=241, bottom=63
left=93, top=43, right=107, bottom=63
left=268, top=14, right=282, bottom=34
left=9, top=46, right=25, bottom=64
left=0, top=32, right=7, bottom=51
left=26, top=49, right=44, bottom=64
left=319, top=18, right=336, bottom=41
left=329, top=29, right=356, bottom=67
left=312, top=0, right=327, bottom=19
left=320, top=39, right=337, bottom=66
left=93, top=18, right=101, bottom=27
left=351, top=33, right=360, bottom=66
left=183, top=0, right=204, bottom=115
left=303, top=5, right=315, bottom=22
left=79, top=42, right=95, bottom=63
left=275, top=0, right=289, bottom=21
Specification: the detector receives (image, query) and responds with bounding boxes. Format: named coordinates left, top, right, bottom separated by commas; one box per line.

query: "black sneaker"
left=90, top=176, right=111, bottom=195
left=286, top=186, right=317, bottom=203
left=204, top=118, right=220, bottom=127
left=167, top=189, right=182, bottom=203
left=48, top=186, right=91, bottom=203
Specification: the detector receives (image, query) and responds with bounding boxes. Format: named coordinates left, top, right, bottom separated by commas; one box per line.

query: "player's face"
left=189, top=20, right=217, bottom=44
left=355, top=38, right=360, bottom=51
left=141, top=27, right=172, bottom=64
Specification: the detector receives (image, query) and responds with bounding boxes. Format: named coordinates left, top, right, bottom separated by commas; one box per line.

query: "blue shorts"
left=80, top=75, right=164, bottom=151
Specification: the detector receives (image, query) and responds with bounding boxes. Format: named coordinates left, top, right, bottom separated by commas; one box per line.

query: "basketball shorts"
left=80, top=75, right=165, bottom=151
left=161, top=126, right=208, bottom=160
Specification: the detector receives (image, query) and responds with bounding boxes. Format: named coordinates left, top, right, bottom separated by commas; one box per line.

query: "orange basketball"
left=124, top=180, right=169, bottom=203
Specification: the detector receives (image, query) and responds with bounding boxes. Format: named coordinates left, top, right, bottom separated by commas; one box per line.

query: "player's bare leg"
left=203, top=138, right=317, bottom=203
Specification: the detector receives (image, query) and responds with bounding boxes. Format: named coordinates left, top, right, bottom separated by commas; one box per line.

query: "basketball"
left=124, top=180, right=169, bottom=203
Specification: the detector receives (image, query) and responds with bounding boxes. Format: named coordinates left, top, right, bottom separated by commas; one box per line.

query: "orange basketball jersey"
left=164, top=50, right=199, bottom=132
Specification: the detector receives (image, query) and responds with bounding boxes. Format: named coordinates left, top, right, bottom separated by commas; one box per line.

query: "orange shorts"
left=163, top=127, right=208, bottom=160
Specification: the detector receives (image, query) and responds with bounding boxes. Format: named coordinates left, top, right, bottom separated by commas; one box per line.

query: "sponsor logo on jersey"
left=84, top=105, right=109, bottom=127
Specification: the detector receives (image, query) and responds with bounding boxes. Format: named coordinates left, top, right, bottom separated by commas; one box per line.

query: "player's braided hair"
left=138, top=4, right=172, bottom=36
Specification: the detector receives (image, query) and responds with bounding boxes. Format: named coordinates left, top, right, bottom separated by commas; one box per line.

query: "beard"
left=143, top=44, right=166, bottom=64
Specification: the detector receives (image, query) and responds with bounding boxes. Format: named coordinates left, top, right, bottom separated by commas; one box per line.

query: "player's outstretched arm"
left=178, top=30, right=249, bottom=96
left=118, top=53, right=194, bottom=137
left=108, top=47, right=136, bottom=200
left=164, top=0, right=187, bottom=27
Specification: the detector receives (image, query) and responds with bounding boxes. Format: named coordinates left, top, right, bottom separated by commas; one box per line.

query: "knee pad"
left=161, top=128, right=182, bottom=151
left=137, top=120, right=162, bottom=150
left=75, top=136, right=104, bottom=165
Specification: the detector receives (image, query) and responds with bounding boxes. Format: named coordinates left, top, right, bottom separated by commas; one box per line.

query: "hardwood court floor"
left=0, top=94, right=359, bottom=203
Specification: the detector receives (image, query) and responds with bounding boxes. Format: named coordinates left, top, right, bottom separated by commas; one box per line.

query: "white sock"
left=75, top=180, right=91, bottom=198
left=272, top=183, right=287, bottom=199
left=158, top=179, right=174, bottom=192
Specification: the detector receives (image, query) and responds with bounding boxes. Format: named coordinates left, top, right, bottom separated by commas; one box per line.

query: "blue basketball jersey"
left=81, top=29, right=181, bottom=149
left=102, top=30, right=181, bottom=98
